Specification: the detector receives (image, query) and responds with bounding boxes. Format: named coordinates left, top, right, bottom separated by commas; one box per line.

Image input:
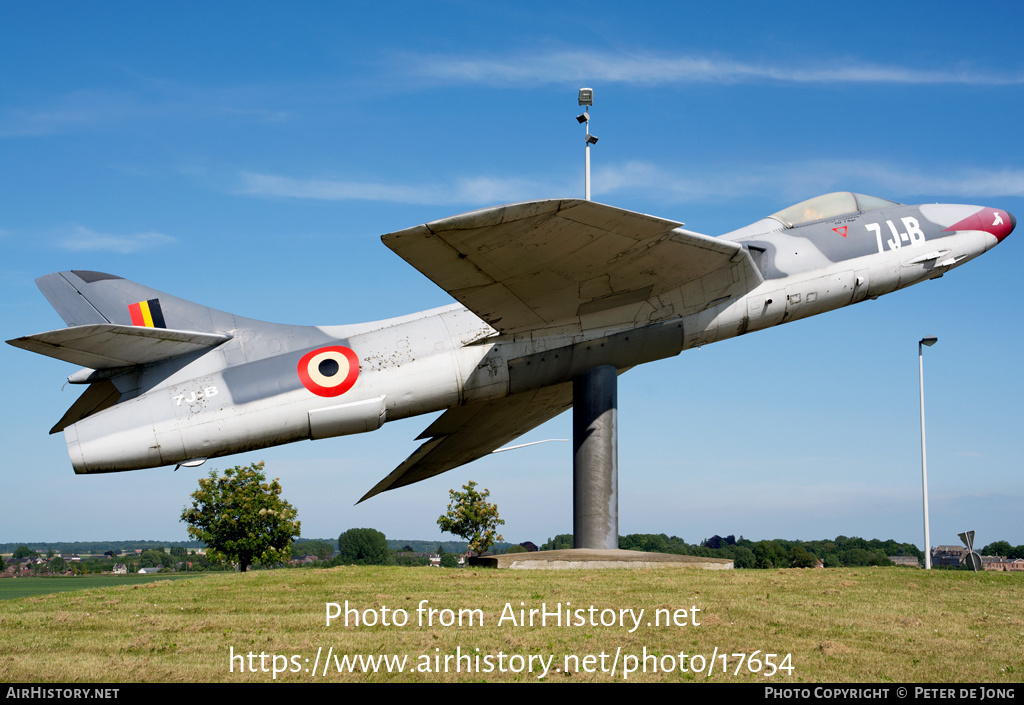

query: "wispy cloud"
left=410, top=50, right=1024, bottom=87
left=0, top=84, right=292, bottom=138
left=236, top=171, right=562, bottom=206
left=57, top=226, right=176, bottom=254
left=591, top=160, right=1024, bottom=203
left=235, top=160, right=1024, bottom=210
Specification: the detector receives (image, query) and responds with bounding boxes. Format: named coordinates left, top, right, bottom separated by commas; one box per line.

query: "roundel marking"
left=297, top=346, right=360, bottom=397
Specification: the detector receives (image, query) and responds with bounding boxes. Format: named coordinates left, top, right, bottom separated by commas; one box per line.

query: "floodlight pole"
left=571, top=88, right=616, bottom=549
left=577, top=88, right=596, bottom=201
left=919, top=336, right=938, bottom=570
left=584, top=108, right=592, bottom=201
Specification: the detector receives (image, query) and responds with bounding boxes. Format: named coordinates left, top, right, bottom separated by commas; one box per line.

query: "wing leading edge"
left=383, top=198, right=762, bottom=334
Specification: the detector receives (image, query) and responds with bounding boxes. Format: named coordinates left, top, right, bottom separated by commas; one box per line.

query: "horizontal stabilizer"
left=7, top=324, right=231, bottom=370
left=359, top=383, right=573, bottom=503
left=50, top=380, right=121, bottom=434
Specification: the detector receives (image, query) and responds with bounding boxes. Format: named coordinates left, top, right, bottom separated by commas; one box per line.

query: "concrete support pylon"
left=572, top=364, right=618, bottom=549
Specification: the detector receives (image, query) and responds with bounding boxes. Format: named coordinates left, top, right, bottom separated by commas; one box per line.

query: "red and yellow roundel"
left=297, top=346, right=360, bottom=397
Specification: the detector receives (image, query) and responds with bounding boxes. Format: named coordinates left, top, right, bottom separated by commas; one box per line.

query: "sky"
left=2, top=2, right=1022, bottom=551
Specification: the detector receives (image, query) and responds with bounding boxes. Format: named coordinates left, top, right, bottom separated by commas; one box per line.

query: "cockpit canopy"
left=768, top=192, right=902, bottom=228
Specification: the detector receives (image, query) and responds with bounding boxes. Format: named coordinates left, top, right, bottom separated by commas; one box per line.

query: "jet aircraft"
left=7, top=193, right=1015, bottom=502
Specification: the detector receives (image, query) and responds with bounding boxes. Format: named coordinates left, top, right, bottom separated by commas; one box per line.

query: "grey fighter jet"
left=7, top=193, right=1015, bottom=501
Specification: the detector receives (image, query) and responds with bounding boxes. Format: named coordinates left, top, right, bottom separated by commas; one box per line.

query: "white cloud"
left=236, top=171, right=561, bottom=206
left=58, top=226, right=176, bottom=254
left=410, top=50, right=1024, bottom=87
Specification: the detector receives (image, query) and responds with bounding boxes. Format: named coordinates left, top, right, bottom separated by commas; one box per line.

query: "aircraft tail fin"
left=35, top=270, right=225, bottom=333
left=8, top=271, right=236, bottom=371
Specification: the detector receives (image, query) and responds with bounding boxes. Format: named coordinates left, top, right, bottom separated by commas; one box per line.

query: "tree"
left=180, top=462, right=300, bottom=572
left=296, top=539, right=334, bottom=561
left=542, top=534, right=573, bottom=551
left=982, top=540, right=1013, bottom=557
left=138, top=549, right=168, bottom=568
left=336, top=528, right=391, bottom=565
left=437, top=481, right=504, bottom=556
left=440, top=553, right=459, bottom=568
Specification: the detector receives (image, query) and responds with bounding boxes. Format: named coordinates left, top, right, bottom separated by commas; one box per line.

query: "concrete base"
left=470, top=549, right=733, bottom=571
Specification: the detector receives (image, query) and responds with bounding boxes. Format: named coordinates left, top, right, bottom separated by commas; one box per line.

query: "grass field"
left=0, top=565, right=1020, bottom=683
left=0, top=574, right=202, bottom=601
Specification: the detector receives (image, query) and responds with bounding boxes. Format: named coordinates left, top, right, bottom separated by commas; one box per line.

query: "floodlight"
left=576, top=113, right=589, bottom=124
left=578, top=88, right=593, bottom=106
left=586, top=134, right=599, bottom=145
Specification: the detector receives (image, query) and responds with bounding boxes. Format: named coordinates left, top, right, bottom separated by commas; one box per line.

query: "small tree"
left=180, top=462, right=300, bottom=572
left=437, top=481, right=504, bottom=556
left=337, top=528, right=391, bottom=565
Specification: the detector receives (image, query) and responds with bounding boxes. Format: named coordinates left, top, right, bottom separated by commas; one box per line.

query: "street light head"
left=920, top=336, right=938, bottom=347
left=578, top=88, right=593, bottom=106
left=576, top=113, right=589, bottom=124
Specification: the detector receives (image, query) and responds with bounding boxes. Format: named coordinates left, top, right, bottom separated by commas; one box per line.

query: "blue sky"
left=2, top=2, right=1022, bottom=550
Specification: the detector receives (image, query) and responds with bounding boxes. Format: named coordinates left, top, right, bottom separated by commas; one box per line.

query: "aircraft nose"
left=943, top=206, right=1015, bottom=243
left=1002, top=211, right=1017, bottom=242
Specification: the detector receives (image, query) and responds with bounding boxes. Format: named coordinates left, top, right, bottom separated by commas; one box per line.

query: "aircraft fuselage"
left=59, top=196, right=1013, bottom=476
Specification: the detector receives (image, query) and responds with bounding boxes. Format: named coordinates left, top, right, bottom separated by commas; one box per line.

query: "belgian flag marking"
left=128, top=298, right=167, bottom=328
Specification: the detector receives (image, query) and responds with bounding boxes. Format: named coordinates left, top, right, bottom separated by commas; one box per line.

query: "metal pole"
left=918, top=337, right=937, bottom=569
left=573, top=365, right=618, bottom=549
left=584, top=108, right=591, bottom=201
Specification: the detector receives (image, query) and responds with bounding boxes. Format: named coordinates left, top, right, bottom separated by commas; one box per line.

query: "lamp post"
left=919, top=335, right=938, bottom=569
left=576, top=88, right=597, bottom=201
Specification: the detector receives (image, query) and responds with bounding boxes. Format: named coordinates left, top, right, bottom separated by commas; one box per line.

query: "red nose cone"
left=1002, top=211, right=1017, bottom=242
left=944, top=207, right=1015, bottom=242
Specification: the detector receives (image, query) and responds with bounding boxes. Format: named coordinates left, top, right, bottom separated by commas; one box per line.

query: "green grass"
left=0, top=574, right=202, bottom=600
left=0, top=565, right=1020, bottom=683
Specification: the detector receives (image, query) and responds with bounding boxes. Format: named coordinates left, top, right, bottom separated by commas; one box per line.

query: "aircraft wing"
left=359, top=382, right=573, bottom=502
left=383, top=198, right=762, bottom=334
left=7, top=324, right=231, bottom=370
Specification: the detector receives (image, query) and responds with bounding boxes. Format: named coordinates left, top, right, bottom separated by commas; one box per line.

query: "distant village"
left=3, top=537, right=1023, bottom=576
left=0, top=540, right=511, bottom=577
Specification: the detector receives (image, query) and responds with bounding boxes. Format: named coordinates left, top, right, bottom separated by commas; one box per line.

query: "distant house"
left=889, top=556, right=921, bottom=568
left=112, top=564, right=128, bottom=575
left=931, top=546, right=965, bottom=568
left=983, top=557, right=1024, bottom=572
left=138, top=566, right=162, bottom=574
